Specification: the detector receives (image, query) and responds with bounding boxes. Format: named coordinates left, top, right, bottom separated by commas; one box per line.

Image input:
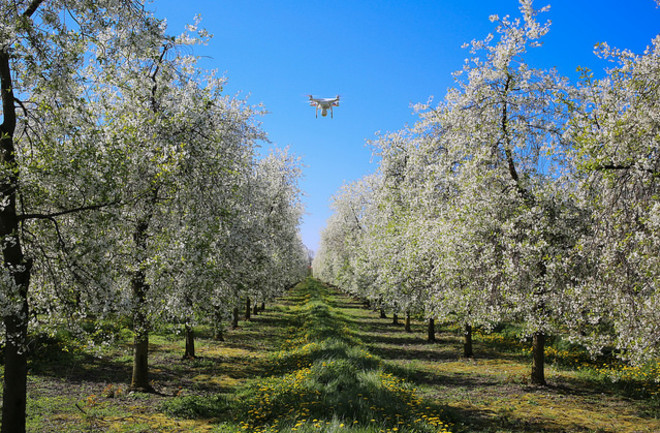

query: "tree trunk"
left=1, top=46, right=34, bottom=433
left=214, top=308, right=224, bottom=341
left=245, top=297, right=251, bottom=321
left=252, top=302, right=259, bottom=316
left=130, top=215, right=154, bottom=392
left=380, top=309, right=386, bottom=319
left=463, top=324, right=474, bottom=358
left=232, top=306, right=239, bottom=329
left=392, top=313, right=398, bottom=325
left=184, top=321, right=195, bottom=359
left=2, top=291, right=30, bottom=433
left=427, top=318, right=436, bottom=342
left=260, top=302, right=265, bottom=311
left=130, top=266, right=153, bottom=392
left=531, top=331, right=546, bottom=385
left=405, top=311, right=412, bottom=332
left=131, top=331, right=150, bottom=391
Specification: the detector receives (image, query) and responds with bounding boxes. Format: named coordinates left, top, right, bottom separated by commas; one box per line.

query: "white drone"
left=308, top=95, right=340, bottom=118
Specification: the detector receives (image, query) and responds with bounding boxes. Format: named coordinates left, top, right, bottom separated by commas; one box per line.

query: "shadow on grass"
left=549, top=374, right=660, bottom=415
left=27, top=303, right=294, bottom=397
left=350, top=315, right=532, bottom=366
left=442, top=403, right=597, bottom=433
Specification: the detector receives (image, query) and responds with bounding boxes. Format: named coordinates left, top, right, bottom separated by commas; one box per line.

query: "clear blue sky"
left=149, top=0, right=660, bottom=254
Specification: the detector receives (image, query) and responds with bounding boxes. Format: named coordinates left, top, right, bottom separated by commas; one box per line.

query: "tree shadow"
left=442, top=403, right=594, bottom=433
left=29, top=348, right=132, bottom=386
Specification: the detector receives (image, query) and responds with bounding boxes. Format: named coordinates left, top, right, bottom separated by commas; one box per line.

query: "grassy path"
left=20, top=278, right=660, bottom=432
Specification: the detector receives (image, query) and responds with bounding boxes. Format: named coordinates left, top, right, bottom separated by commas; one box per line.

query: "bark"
left=183, top=321, right=195, bottom=359
left=1, top=45, right=34, bottom=433
left=130, top=265, right=153, bottom=392
left=379, top=309, right=386, bottom=319
left=245, top=297, right=251, bottom=321
left=392, top=313, right=398, bottom=325
left=463, top=324, right=474, bottom=358
left=130, top=215, right=155, bottom=392
left=427, top=318, right=436, bottom=342
left=252, top=302, right=259, bottom=316
left=531, top=331, right=546, bottom=385
left=131, top=330, right=150, bottom=391
left=24, top=0, right=46, bottom=17
left=2, top=275, right=31, bottom=433
left=231, top=306, right=239, bottom=329
left=213, top=307, right=224, bottom=340
left=404, top=311, right=412, bottom=332
left=260, top=302, right=265, bottom=311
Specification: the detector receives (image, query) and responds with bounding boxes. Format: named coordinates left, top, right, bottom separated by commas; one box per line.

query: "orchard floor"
left=15, top=279, right=660, bottom=432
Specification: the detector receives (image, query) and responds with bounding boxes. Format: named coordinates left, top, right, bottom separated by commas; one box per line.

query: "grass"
left=162, top=280, right=451, bottom=432
left=16, top=278, right=660, bottom=433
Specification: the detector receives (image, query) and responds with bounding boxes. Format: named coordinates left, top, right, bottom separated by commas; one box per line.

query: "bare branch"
left=18, top=200, right=121, bottom=222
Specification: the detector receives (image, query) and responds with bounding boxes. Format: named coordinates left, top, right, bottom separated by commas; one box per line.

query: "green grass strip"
left=162, top=278, right=452, bottom=433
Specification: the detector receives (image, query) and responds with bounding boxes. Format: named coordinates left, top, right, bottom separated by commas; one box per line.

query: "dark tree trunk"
left=531, top=331, right=546, bottom=385
left=463, top=324, right=474, bottom=358
left=405, top=311, right=412, bottom=332
left=245, top=297, right=251, bottom=321
left=213, top=308, right=224, bottom=340
left=131, top=330, right=150, bottom=391
left=232, top=306, right=239, bottom=329
left=1, top=45, right=35, bottom=433
left=130, top=265, right=153, bottom=392
left=183, top=321, right=195, bottom=359
left=427, top=318, right=436, bottom=342
left=260, top=302, right=265, bottom=311
left=130, top=213, right=155, bottom=393
left=392, top=313, right=398, bottom=325
left=380, top=309, right=386, bottom=319
left=253, top=302, right=259, bottom=316
left=2, top=282, right=31, bottom=433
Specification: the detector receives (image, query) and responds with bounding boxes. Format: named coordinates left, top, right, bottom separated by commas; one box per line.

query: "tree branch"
left=23, top=0, right=46, bottom=18
left=594, top=163, right=659, bottom=177
left=0, top=50, right=16, bottom=137
left=18, top=200, right=120, bottom=221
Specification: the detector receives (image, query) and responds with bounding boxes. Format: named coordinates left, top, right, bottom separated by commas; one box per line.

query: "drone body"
left=308, top=95, right=340, bottom=118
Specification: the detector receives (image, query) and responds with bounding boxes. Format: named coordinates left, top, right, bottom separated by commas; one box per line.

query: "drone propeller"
left=304, top=94, right=317, bottom=105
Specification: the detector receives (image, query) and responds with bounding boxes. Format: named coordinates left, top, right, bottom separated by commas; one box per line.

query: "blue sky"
left=149, top=0, right=660, bottom=253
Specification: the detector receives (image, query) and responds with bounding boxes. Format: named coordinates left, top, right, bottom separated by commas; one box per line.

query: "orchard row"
left=314, top=0, right=660, bottom=386
left=1, top=3, right=308, bottom=433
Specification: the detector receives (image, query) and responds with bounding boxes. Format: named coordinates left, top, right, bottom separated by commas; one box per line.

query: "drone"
left=308, top=95, right=340, bottom=118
